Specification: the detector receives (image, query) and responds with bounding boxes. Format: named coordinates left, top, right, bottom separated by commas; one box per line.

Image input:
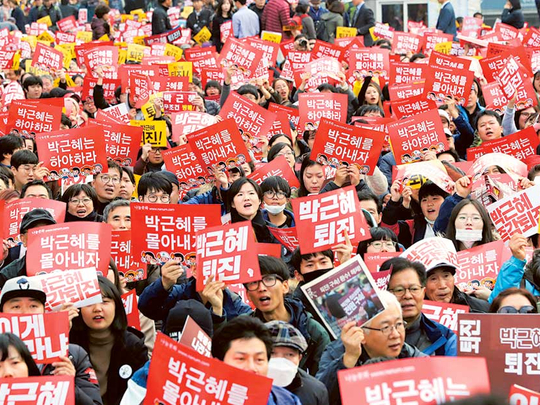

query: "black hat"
left=164, top=299, right=213, bottom=340
left=158, top=171, right=180, bottom=188
left=19, top=209, right=56, bottom=234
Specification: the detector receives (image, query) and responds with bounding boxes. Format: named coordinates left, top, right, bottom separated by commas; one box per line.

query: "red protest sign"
left=121, top=290, right=141, bottom=331
left=388, top=81, right=425, bottom=101
left=0, top=49, right=17, bottom=69
left=467, top=152, right=529, bottom=182
left=2, top=199, right=66, bottom=247
left=82, top=77, right=121, bottom=101
left=522, top=27, right=540, bottom=47
left=392, top=31, right=424, bottom=54
left=83, top=46, right=118, bottom=77
left=310, top=118, right=385, bottom=175
left=424, top=32, right=453, bottom=54
left=219, top=38, right=264, bottom=78
left=267, top=110, right=292, bottom=138
left=268, top=102, right=300, bottom=128
left=482, top=81, right=509, bottom=114
left=493, top=56, right=537, bottom=110
left=178, top=316, right=211, bottom=357
left=35, top=126, right=107, bottom=181
left=131, top=204, right=221, bottom=270
left=130, top=73, right=153, bottom=108
left=487, top=183, right=540, bottom=242
left=111, top=230, right=145, bottom=282
left=195, top=221, right=261, bottom=291
left=26, top=222, right=112, bottom=276
left=0, top=312, right=69, bottom=363
left=495, top=22, right=520, bottom=41
left=461, top=17, right=483, bottom=38
left=509, top=384, right=540, bottom=404
left=458, top=313, right=540, bottom=395
left=468, top=126, right=539, bottom=161
left=248, top=155, right=300, bottom=190
left=171, top=112, right=215, bottom=143
left=145, top=333, right=273, bottom=405
left=118, top=64, right=160, bottom=90
left=291, top=186, right=369, bottom=254
left=423, top=64, right=474, bottom=106
left=32, top=42, right=64, bottom=72
left=280, top=51, right=312, bottom=84
left=55, top=31, right=76, bottom=44
left=57, top=15, right=77, bottom=32
left=267, top=227, right=299, bottom=253
left=187, top=118, right=251, bottom=173
left=246, top=37, right=280, bottom=67
left=371, top=269, right=391, bottom=291
left=0, top=376, right=75, bottom=404
left=401, top=237, right=458, bottom=272
left=390, top=94, right=437, bottom=120
left=162, top=91, right=197, bottom=114
left=311, top=40, right=343, bottom=60
left=153, top=76, right=189, bottom=93
left=348, top=48, right=390, bottom=80
left=422, top=300, right=469, bottom=334
left=364, top=252, right=400, bottom=273
left=338, top=356, right=490, bottom=405
left=388, top=108, right=448, bottom=165
left=94, top=121, right=143, bottom=167
left=429, top=51, right=472, bottom=71
left=297, top=92, right=348, bottom=133
left=6, top=99, right=62, bottom=135
left=304, top=56, right=341, bottom=92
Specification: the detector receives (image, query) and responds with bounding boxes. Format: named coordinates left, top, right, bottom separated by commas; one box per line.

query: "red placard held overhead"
left=297, top=92, right=347, bottom=133
left=268, top=102, right=300, bottom=128
left=348, top=48, right=390, bottom=80
left=401, top=237, right=459, bottom=272
left=389, top=62, right=426, bottom=85
left=248, top=156, right=300, bottom=190
left=291, top=186, right=369, bottom=254
left=195, top=221, right=261, bottom=291
left=170, top=111, right=216, bottom=143
left=309, top=118, right=385, bottom=175
left=364, top=252, right=400, bottom=273
left=111, top=230, right=145, bottom=282
left=121, top=290, right=141, bottom=331
left=32, top=42, right=64, bottom=72
left=83, top=46, right=118, bottom=77
left=0, top=376, right=75, bottom=405
left=95, top=121, right=143, bottom=167
left=178, top=316, right=212, bottom=357
left=482, top=81, right=509, bottom=114
left=391, top=31, right=424, bottom=54
left=467, top=126, right=540, bottom=161
left=392, top=94, right=437, bottom=119
left=423, top=65, right=474, bottom=106
left=6, top=100, right=62, bottom=135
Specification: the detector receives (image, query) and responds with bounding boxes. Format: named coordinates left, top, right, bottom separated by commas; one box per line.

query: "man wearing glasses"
left=137, top=172, right=173, bottom=204
left=316, top=290, right=426, bottom=405
left=244, top=255, right=330, bottom=377
left=385, top=257, right=457, bottom=356
left=91, top=160, right=123, bottom=214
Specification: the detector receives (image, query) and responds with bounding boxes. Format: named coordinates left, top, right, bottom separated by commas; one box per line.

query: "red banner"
left=423, top=65, right=474, bottom=106
left=248, top=155, right=300, bottom=190
left=291, top=186, right=369, bottom=254
left=0, top=376, right=75, bottom=404
left=482, top=81, right=509, bottom=114
left=467, top=126, right=540, bottom=161
left=171, top=111, right=215, bottom=143
left=509, top=384, right=540, bottom=404
left=267, top=226, right=299, bottom=253
left=388, top=81, right=425, bottom=101
left=32, top=42, right=64, bottom=72
left=111, top=230, right=145, bottom=282
left=6, top=99, right=62, bottom=134
left=392, top=95, right=437, bottom=119
left=297, top=92, right=348, bottom=133
left=422, top=300, right=469, bottom=334
left=145, top=333, right=273, bottom=405
left=81, top=77, right=121, bottom=101
left=219, top=38, right=264, bottom=78
left=121, top=290, right=141, bottom=331
left=429, top=51, right=472, bottom=71
left=348, top=48, right=390, bottom=80
left=178, top=316, right=211, bottom=357
left=338, top=357, right=490, bottom=405
left=195, top=221, right=261, bottom=291
left=391, top=31, right=424, bottom=54
left=364, top=252, right=400, bottom=273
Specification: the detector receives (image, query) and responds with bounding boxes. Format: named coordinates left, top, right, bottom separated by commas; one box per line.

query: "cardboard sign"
left=423, top=65, right=474, bottom=106
left=297, top=92, right=348, bottom=133
left=458, top=313, right=540, bottom=395
left=400, top=237, right=458, bottom=272
left=187, top=118, right=251, bottom=173
left=195, top=221, right=261, bottom=291
left=111, top=230, right=145, bottom=282
left=145, top=333, right=273, bottom=405
left=392, top=31, right=424, bottom=54
left=267, top=227, right=299, bottom=253
left=422, top=300, right=469, bottom=334
left=131, top=204, right=221, bottom=272
left=309, top=118, right=385, bottom=175
left=467, top=127, right=540, bottom=162
left=121, top=290, right=141, bottom=331
left=178, top=316, right=211, bottom=357
left=482, top=81, right=509, bottom=114
left=35, top=126, right=107, bottom=180
left=364, top=252, right=400, bottom=273
left=248, top=155, right=300, bottom=190
left=95, top=121, right=143, bottom=167
left=130, top=119, right=167, bottom=147
left=388, top=108, right=448, bottom=165
left=6, top=99, right=62, bottom=134
left=338, top=357, right=490, bottom=405
left=509, top=384, right=540, bottom=404
left=220, top=38, right=264, bottom=78
left=392, top=94, right=437, bottom=119
left=2, top=199, right=66, bottom=248
left=26, top=222, right=111, bottom=276
left=291, top=186, right=369, bottom=254
left=0, top=376, right=74, bottom=404
left=0, top=312, right=69, bottom=363
left=371, top=269, right=391, bottom=291
left=32, top=42, right=64, bottom=71
left=162, top=143, right=210, bottom=198
left=487, top=183, right=540, bottom=242
left=300, top=255, right=386, bottom=340
left=348, top=48, right=390, bottom=80
left=336, top=27, right=357, bottom=39
left=388, top=81, right=425, bottom=101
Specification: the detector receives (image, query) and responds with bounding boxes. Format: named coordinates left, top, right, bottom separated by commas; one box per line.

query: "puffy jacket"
left=316, top=340, right=427, bottom=405
left=0, top=255, right=26, bottom=288
left=413, top=313, right=457, bottom=356
left=41, top=344, right=102, bottom=405
left=251, top=297, right=331, bottom=376
left=91, top=17, right=110, bottom=40
left=151, top=3, right=172, bottom=35
left=37, top=5, right=62, bottom=28
left=138, top=276, right=252, bottom=327
left=261, top=0, right=292, bottom=36
left=489, top=256, right=540, bottom=303
left=287, top=368, right=329, bottom=405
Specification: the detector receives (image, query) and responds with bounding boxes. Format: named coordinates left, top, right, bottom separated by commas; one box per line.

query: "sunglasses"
left=497, top=305, right=536, bottom=314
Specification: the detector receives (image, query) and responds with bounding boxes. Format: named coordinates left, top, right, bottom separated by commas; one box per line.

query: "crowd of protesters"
left=0, top=0, right=539, bottom=404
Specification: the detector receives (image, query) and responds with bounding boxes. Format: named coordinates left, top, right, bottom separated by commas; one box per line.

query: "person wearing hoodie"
left=245, top=255, right=331, bottom=376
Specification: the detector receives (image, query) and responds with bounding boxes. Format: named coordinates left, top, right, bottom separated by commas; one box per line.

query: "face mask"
left=302, top=268, right=332, bottom=284
left=267, top=357, right=298, bottom=387
left=456, top=229, right=483, bottom=243
left=265, top=204, right=287, bottom=215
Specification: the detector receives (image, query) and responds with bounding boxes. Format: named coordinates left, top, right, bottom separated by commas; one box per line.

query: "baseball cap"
left=438, top=109, right=451, bottom=125
left=426, top=263, right=458, bottom=276
left=0, top=276, right=47, bottom=311
left=164, top=300, right=213, bottom=340
left=19, top=209, right=56, bottom=234
left=265, top=321, right=307, bottom=353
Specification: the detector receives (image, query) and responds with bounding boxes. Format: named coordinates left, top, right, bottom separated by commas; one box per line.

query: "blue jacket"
left=138, top=277, right=252, bottom=326
left=435, top=1, right=457, bottom=40
left=434, top=193, right=464, bottom=235
left=183, top=187, right=228, bottom=215
left=268, top=386, right=302, bottom=405
left=416, top=313, right=457, bottom=356
left=489, top=256, right=540, bottom=303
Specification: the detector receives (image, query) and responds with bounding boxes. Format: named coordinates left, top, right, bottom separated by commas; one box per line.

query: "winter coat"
left=151, top=3, right=172, bottom=35
left=91, top=16, right=110, bottom=40
left=413, top=313, right=457, bottom=356
left=489, top=256, right=540, bottom=303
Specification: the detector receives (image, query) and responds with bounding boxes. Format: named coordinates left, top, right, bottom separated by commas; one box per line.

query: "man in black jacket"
left=152, top=0, right=172, bottom=35
left=186, top=0, right=212, bottom=36
left=348, top=0, right=374, bottom=47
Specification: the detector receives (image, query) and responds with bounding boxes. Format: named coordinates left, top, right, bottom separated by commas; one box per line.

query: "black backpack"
left=315, top=20, right=330, bottom=42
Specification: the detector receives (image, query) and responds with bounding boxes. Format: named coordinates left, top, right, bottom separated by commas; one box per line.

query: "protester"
left=501, top=0, right=524, bottom=29
left=436, top=0, right=457, bottom=39
left=61, top=184, right=104, bottom=222
left=232, top=0, right=259, bottom=38
left=91, top=161, right=122, bottom=214
left=151, top=0, right=172, bottom=35
left=211, top=0, right=233, bottom=52
left=186, top=0, right=212, bottom=36
left=0, top=333, right=41, bottom=377
left=489, top=287, right=538, bottom=313
left=356, top=227, right=399, bottom=259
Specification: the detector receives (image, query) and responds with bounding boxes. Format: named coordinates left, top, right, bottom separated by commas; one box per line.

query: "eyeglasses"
left=368, top=241, right=396, bottom=250
left=456, top=215, right=482, bottom=224
left=362, top=321, right=407, bottom=337
left=245, top=275, right=283, bottom=291
left=20, top=164, right=37, bottom=173
left=277, top=151, right=294, bottom=158
left=147, top=194, right=171, bottom=203
left=520, top=112, right=535, bottom=119
left=497, top=305, right=535, bottom=314
left=69, top=197, right=93, bottom=205
left=388, top=285, right=424, bottom=298
left=264, top=190, right=287, bottom=199
left=149, top=147, right=164, bottom=153
left=99, top=174, right=121, bottom=184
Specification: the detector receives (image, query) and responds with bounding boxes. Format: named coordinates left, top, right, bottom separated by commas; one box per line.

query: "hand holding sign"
left=333, top=229, right=353, bottom=264
left=51, top=356, right=76, bottom=377
left=509, top=233, right=529, bottom=261
left=341, top=321, right=364, bottom=369
left=200, top=275, right=225, bottom=316
left=455, top=175, right=473, bottom=198
left=161, top=259, right=185, bottom=290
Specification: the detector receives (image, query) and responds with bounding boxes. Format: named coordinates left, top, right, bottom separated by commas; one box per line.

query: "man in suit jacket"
left=436, top=0, right=457, bottom=40
left=348, top=0, right=375, bottom=47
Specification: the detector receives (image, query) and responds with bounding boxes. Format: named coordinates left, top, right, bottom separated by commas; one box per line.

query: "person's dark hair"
left=385, top=257, right=427, bottom=287
left=509, top=0, right=521, bottom=10
left=473, top=12, right=483, bottom=18
left=71, top=73, right=84, bottom=83
left=474, top=110, right=501, bottom=131
left=418, top=181, right=449, bottom=202
left=0, top=173, right=10, bottom=189
left=257, top=255, right=289, bottom=280
left=356, top=227, right=398, bottom=259
left=268, top=133, right=293, bottom=149
left=524, top=249, right=540, bottom=293
left=212, top=317, right=273, bottom=361
left=103, top=199, right=130, bottom=222
left=0, top=135, right=24, bottom=161
left=235, top=0, right=247, bottom=5
left=489, top=287, right=537, bottom=313
left=437, top=149, right=460, bottom=162
left=137, top=171, right=173, bottom=197
left=290, top=248, right=334, bottom=273
left=514, top=107, right=537, bottom=130
left=0, top=333, right=41, bottom=376
left=298, top=158, right=323, bottom=197
left=267, top=142, right=295, bottom=162
left=317, top=83, right=337, bottom=93
left=295, top=2, right=308, bottom=14
left=10, top=149, right=38, bottom=169
left=122, top=167, right=135, bottom=185
left=528, top=164, right=540, bottom=181
left=327, top=0, right=343, bottom=14
left=0, top=189, right=19, bottom=200
left=105, top=160, right=122, bottom=177
left=95, top=3, right=110, bottom=18
left=226, top=177, right=262, bottom=214
left=374, top=38, right=392, bottom=47
left=237, top=85, right=259, bottom=100
left=410, top=53, right=427, bottom=63
left=61, top=113, right=73, bottom=129
left=70, top=276, right=128, bottom=347
left=20, top=180, right=53, bottom=198
left=445, top=199, right=495, bottom=250
left=60, top=183, right=99, bottom=207
left=357, top=190, right=382, bottom=215
left=22, top=75, right=42, bottom=92
left=261, top=176, right=291, bottom=199
left=0, top=166, right=14, bottom=186
left=355, top=104, right=384, bottom=117
left=205, top=80, right=222, bottom=94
